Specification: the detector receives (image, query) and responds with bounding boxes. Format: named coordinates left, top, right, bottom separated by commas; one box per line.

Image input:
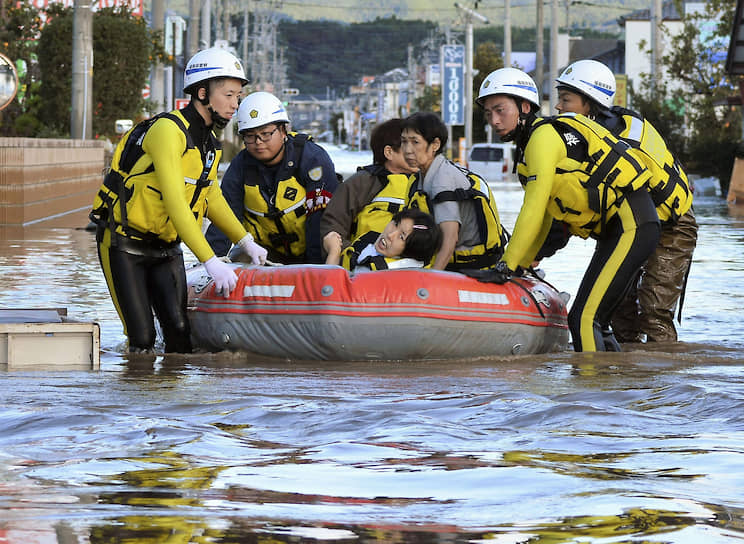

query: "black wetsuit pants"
left=96, top=227, right=192, bottom=353
left=567, top=189, right=660, bottom=352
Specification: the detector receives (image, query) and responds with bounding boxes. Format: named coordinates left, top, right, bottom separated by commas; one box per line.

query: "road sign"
left=142, top=83, right=150, bottom=99
left=175, top=98, right=190, bottom=109
left=441, top=44, right=465, bottom=126
left=165, top=16, right=187, bottom=56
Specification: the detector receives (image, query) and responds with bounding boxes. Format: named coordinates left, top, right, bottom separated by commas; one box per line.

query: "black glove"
left=463, top=261, right=514, bottom=284
left=490, top=261, right=514, bottom=284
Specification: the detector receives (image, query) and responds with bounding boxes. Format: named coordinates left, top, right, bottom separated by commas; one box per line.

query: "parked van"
left=467, top=143, right=516, bottom=184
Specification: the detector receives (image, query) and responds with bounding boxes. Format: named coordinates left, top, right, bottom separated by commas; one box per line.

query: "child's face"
left=375, top=218, right=415, bottom=258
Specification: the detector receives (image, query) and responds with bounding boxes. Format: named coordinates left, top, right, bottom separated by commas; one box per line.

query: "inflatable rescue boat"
left=186, top=264, right=570, bottom=361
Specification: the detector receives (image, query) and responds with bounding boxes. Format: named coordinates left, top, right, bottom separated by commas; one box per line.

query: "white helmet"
left=237, top=91, right=290, bottom=132
left=477, top=67, right=540, bottom=108
left=183, top=47, right=248, bottom=93
left=556, top=59, right=616, bottom=109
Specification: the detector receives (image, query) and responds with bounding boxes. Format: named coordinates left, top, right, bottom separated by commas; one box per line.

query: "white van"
left=467, top=143, right=516, bottom=184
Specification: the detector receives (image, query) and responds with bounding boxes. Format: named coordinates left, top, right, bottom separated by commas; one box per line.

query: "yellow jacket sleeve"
left=142, top=118, right=217, bottom=263
left=502, top=124, right=567, bottom=270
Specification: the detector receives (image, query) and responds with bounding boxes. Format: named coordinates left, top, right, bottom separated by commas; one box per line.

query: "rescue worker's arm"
left=320, top=175, right=354, bottom=251
left=205, top=154, right=246, bottom=256
left=144, top=119, right=216, bottom=263
left=433, top=220, right=459, bottom=270
left=502, top=126, right=567, bottom=271
left=320, top=171, right=379, bottom=251
left=302, top=145, right=339, bottom=263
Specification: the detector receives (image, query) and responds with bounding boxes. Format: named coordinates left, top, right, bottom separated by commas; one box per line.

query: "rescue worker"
left=400, top=112, right=506, bottom=271
left=90, top=47, right=268, bottom=353
left=555, top=59, right=697, bottom=343
left=321, top=118, right=419, bottom=263
left=477, top=67, right=660, bottom=352
left=205, top=91, right=338, bottom=264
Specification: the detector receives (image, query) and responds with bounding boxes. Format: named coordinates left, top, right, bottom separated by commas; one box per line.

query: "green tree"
left=632, top=0, right=740, bottom=192
left=37, top=4, right=162, bottom=140
left=0, top=0, right=44, bottom=136
left=628, top=76, right=687, bottom=160
left=414, top=84, right=441, bottom=113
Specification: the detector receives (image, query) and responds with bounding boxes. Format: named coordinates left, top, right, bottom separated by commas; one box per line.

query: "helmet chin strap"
left=502, top=99, right=535, bottom=144
left=209, top=108, right=230, bottom=129
left=508, top=103, right=537, bottom=171
left=197, top=84, right=230, bottom=129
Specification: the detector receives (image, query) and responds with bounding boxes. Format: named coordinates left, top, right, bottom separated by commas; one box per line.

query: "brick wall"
left=0, top=138, right=105, bottom=226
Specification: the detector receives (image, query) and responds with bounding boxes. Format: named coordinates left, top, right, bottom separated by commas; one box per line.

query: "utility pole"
left=549, top=0, right=559, bottom=111
left=188, top=0, right=201, bottom=59
left=151, top=0, right=165, bottom=111
left=222, top=0, right=231, bottom=42
left=247, top=4, right=288, bottom=93
left=243, top=3, right=250, bottom=71
left=201, top=0, right=211, bottom=48
left=536, top=0, right=544, bottom=111
left=454, top=2, right=488, bottom=156
left=465, top=22, right=474, bottom=152
left=407, top=44, right=415, bottom=116
left=504, top=0, right=512, bottom=68
left=71, top=0, right=92, bottom=139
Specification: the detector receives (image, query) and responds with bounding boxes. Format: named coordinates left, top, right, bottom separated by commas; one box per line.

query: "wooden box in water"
left=0, top=309, right=100, bottom=369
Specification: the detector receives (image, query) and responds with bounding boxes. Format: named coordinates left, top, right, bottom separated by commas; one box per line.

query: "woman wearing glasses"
left=206, top=91, right=339, bottom=264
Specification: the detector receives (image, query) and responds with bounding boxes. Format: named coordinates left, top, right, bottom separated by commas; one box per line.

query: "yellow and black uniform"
left=206, top=133, right=338, bottom=264
left=601, top=106, right=692, bottom=223
left=598, top=106, right=698, bottom=342
left=505, top=113, right=660, bottom=351
left=320, top=164, right=420, bottom=258
left=340, top=231, right=396, bottom=270
left=90, top=103, right=247, bottom=352
left=410, top=155, right=506, bottom=271
left=348, top=167, right=421, bottom=243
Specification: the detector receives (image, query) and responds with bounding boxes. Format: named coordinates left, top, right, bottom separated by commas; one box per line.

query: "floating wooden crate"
left=0, top=309, right=100, bottom=369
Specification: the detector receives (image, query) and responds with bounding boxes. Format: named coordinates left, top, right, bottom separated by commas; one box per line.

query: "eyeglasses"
left=242, top=126, right=280, bottom=145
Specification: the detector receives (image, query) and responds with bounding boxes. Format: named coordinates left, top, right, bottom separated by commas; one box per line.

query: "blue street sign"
left=441, top=44, right=465, bottom=126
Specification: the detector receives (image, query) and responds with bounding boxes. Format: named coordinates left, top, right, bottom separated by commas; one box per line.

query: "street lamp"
left=454, top=2, right=488, bottom=155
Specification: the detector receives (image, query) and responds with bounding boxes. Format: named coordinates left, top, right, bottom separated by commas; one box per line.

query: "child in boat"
left=326, top=208, right=442, bottom=271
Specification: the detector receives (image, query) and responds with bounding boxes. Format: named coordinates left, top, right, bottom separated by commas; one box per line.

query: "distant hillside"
left=278, top=18, right=617, bottom=95
left=279, top=18, right=438, bottom=95
left=263, top=0, right=649, bottom=32
left=167, top=0, right=651, bottom=35
left=164, top=0, right=649, bottom=95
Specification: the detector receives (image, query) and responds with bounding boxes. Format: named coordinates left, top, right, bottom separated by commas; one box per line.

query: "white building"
left=619, top=2, right=685, bottom=95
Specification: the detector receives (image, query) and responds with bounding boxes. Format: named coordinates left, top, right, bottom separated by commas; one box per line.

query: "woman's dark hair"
left=394, top=208, right=442, bottom=263
left=370, top=118, right=404, bottom=165
left=556, top=85, right=604, bottom=118
left=401, top=112, right=448, bottom=155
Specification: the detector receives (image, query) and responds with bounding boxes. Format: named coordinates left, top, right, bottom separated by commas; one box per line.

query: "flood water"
left=0, top=162, right=743, bottom=542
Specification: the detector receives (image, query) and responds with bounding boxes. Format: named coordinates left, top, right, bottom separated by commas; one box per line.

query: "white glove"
left=238, top=233, right=268, bottom=265
left=204, top=256, right=238, bottom=297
